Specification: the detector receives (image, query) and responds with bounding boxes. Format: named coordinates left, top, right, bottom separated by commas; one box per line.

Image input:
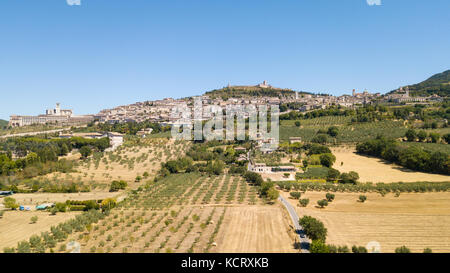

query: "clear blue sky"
left=1, top=0, right=449, bottom=120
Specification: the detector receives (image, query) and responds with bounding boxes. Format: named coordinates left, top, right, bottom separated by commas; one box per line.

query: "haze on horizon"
left=1, top=0, right=449, bottom=120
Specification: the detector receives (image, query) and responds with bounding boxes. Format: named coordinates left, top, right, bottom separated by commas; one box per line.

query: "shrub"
left=325, top=193, right=335, bottom=202
left=429, top=133, right=440, bottom=143
left=3, top=197, right=19, bottom=210
left=327, top=126, right=339, bottom=137
left=359, top=195, right=367, bottom=203
left=101, top=198, right=117, bottom=212
left=310, top=240, right=329, bottom=253
left=312, top=134, right=328, bottom=144
left=110, top=180, right=127, bottom=192
left=3, top=247, right=15, bottom=253
left=320, top=153, right=336, bottom=168
left=299, top=198, right=309, bottom=207
left=30, top=216, right=38, bottom=224
left=243, top=171, right=264, bottom=186
left=29, top=235, right=41, bottom=248
left=326, top=168, right=340, bottom=181
left=55, top=202, right=67, bottom=212
left=80, top=146, right=92, bottom=158
left=405, top=129, right=417, bottom=142
left=352, top=245, right=368, bottom=253
left=16, top=241, right=31, bottom=253
left=317, top=199, right=328, bottom=208
left=395, top=246, right=411, bottom=253
left=339, top=171, right=359, bottom=184
left=290, top=192, right=302, bottom=199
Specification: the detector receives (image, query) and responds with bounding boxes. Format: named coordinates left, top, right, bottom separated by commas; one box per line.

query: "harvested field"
left=281, top=191, right=450, bottom=253
left=332, top=147, right=450, bottom=183
left=215, top=206, right=297, bottom=253
left=0, top=210, right=80, bottom=250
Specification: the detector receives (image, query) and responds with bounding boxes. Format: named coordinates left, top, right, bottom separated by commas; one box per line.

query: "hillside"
left=390, top=70, right=450, bottom=97
left=0, top=119, right=8, bottom=129
left=204, top=85, right=311, bottom=99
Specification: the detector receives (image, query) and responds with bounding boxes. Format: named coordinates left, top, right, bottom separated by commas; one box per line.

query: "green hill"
left=0, top=119, right=8, bottom=128
left=390, top=70, right=450, bottom=97
left=204, top=85, right=311, bottom=100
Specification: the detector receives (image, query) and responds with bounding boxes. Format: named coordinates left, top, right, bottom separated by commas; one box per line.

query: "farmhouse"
left=248, top=162, right=296, bottom=174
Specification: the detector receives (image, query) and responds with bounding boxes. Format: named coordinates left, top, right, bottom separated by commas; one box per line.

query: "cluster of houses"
left=94, top=82, right=385, bottom=125
left=9, top=82, right=444, bottom=129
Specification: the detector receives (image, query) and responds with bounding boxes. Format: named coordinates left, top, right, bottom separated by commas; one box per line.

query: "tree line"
left=356, top=136, right=449, bottom=175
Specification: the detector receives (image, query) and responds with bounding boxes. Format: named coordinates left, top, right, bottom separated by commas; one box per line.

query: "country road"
left=279, top=195, right=311, bottom=253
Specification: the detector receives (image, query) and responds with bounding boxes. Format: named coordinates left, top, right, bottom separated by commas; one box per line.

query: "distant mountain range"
left=389, top=70, right=450, bottom=97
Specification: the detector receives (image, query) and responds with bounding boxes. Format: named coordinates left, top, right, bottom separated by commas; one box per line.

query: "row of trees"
left=243, top=171, right=279, bottom=202
left=277, top=180, right=450, bottom=193
left=91, top=120, right=171, bottom=135
left=356, top=136, right=449, bottom=175
left=280, top=106, right=355, bottom=121
left=405, top=128, right=450, bottom=144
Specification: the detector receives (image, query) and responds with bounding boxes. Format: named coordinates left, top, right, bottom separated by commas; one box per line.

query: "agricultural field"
left=0, top=210, right=81, bottom=251
left=280, top=118, right=407, bottom=143
left=280, top=191, right=450, bottom=253
left=215, top=206, right=297, bottom=253
left=41, top=138, right=191, bottom=190
left=0, top=138, right=192, bottom=251
left=331, top=147, right=450, bottom=183
left=5, top=173, right=297, bottom=253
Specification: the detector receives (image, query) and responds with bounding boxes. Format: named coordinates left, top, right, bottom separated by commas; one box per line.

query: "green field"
left=280, top=117, right=408, bottom=143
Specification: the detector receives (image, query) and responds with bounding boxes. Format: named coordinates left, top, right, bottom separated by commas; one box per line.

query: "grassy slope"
left=0, top=119, right=8, bottom=128
left=388, top=70, right=450, bottom=97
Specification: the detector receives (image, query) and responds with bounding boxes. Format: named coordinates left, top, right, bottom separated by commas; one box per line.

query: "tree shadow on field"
left=353, top=152, right=417, bottom=173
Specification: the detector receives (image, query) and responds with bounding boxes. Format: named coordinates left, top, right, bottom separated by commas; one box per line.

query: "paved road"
left=279, top=195, right=311, bottom=253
